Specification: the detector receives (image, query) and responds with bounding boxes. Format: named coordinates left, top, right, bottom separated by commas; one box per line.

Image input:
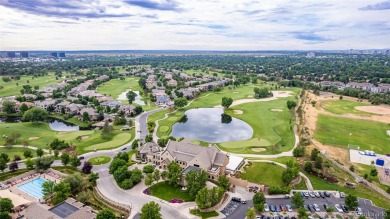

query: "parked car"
left=309, top=192, right=316, bottom=198
left=313, top=204, right=320, bottom=212
left=323, top=204, right=328, bottom=210
left=340, top=192, right=346, bottom=198
left=335, top=204, right=343, bottom=213
left=280, top=204, right=286, bottom=212
left=122, top=147, right=127, bottom=151
left=78, top=156, right=85, bottom=160
left=304, top=192, right=310, bottom=197
left=356, top=207, right=363, bottom=215
left=284, top=194, right=290, bottom=199
left=314, top=192, right=320, bottom=198
left=276, top=205, right=281, bottom=212
left=341, top=204, right=349, bottom=212
left=241, top=199, right=247, bottom=204
left=303, top=205, right=309, bottom=211
left=308, top=205, right=315, bottom=212
left=270, top=205, right=276, bottom=212
left=286, top=204, right=293, bottom=212
left=300, top=191, right=305, bottom=197
left=231, top=197, right=241, bottom=202
left=324, top=191, right=331, bottom=197
left=264, top=204, right=270, bottom=212
left=319, top=191, right=325, bottom=198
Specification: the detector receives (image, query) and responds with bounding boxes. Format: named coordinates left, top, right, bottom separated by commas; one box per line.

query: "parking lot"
left=222, top=191, right=386, bottom=219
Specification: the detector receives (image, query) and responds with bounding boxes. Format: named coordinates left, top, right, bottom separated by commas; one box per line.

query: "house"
left=95, top=75, right=110, bottom=82
left=22, top=94, right=37, bottom=100
left=140, top=139, right=229, bottom=181
left=34, top=99, right=56, bottom=110
left=167, top=79, right=178, bottom=87
left=79, top=108, right=99, bottom=121
left=15, top=102, right=35, bottom=112
left=164, top=73, right=173, bottom=80
left=345, top=82, right=373, bottom=91
left=66, top=103, right=85, bottom=115
left=68, top=80, right=94, bottom=96
left=79, top=90, right=104, bottom=98
left=100, top=100, right=123, bottom=108
left=320, top=81, right=345, bottom=89
left=371, top=83, right=390, bottom=93
left=178, top=87, right=200, bottom=99
left=145, top=81, right=157, bottom=90
left=156, top=95, right=171, bottom=105
left=55, top=101, right=71, bottom=113
left=118, top=104, right=136, bottom=115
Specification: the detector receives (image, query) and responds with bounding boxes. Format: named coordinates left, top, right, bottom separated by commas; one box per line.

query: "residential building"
left=167, top=79, right=178, bottom=87
left=95, top=75, right=110, bottom=82
left=79, top=108, right=99, bottom=120
left=100, top=100, right=123, bottom=108
left=345, top=82, right=373, bottom=91
left=118, top=104, right=136, bottom=115
left=34, top=99, right=56, bottom=110
left=371, top=83, right=390, bottom=93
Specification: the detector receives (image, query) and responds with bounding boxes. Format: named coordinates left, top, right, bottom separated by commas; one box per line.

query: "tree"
left=153, top=169, right=161, bottom=182
left=195, top=187, right=211, bottom=209
left=140, top=201, right=162, bottom=219
left=310, top=148, right=320, bottom=161
left=25, top=158, right=35, bottom=169
left=2, top=101, right=16, bottom=114
left=174, top=98, right=188, bottom=108
left=63, top=173, right=86, bottom=195
left=145, top=173, right=154, bottom=186
left=370, top=168, right=378, bottom=177
left=61, top=153, right=70, bottom=166
left=115, top=152, right=129, bottom=162
left=23, top=150, right=33, bottom=158
left=384, top=209, right=390, bottom=219
left=70, top=155, right=81, bottom=168
left=253, top=87, right=271, bottom=99
left=0, top=159, right=6, bottom=172
left=88, top=172, right=99, bottom=186
left=42, top=180, right=55, bottom=197
left=314, top=156, right=323, bottom=169
left=126, top=91, right=137, bottom=104
left=221, top=97, right=233, bottom=108
left=52, top=182, right=71, bottom=205
left=9, top=161, right=18, bottom=171
left=109, top=158, right=127, bottom=174
left=96, top=209, right=116, bottom=219
left=22, top=107, right=48, bottom=123
left=54, top=149, right=59, bottom=158
left=101, top=120, right=113, bottom=137
left=245, top=207, right=255, bottom=219
left=287, top=100, right=297, bottom=110
left=253, top=192, right=266, bottom=212
left=19, top=103, right=29, bottom=113
left=293, top=147, right=305, bottom=157
left=221, top=113, right=232, bottom=124
left=185, top=170, right=208, bottom=199
left=0, top=153, right=10, bottom=163
left=36, top=148, right=44, bottom=157
left=218, top=175, right=231, bottom=191
left=143, top=164, right=155, bottom=174
left=161, top=170, right=168, bottom=180
left=82, top=161, right=93, bottom=174
left=0, top=198, right=13, bottom=213
left=82, top=111, right=90, bottom=121
left=298, top=207, right=309, bottom=219
left=167, top=162, right=182, bottom=186
left=35, top=156, right=54, bottom=170
left=291, top=192, right=304, bottom=208
left=304, top=161, right=313, bottom=172
left=345, top=194, right=359, bottom=210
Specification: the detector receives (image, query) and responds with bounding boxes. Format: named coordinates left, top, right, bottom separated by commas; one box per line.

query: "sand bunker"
left=28, top=137, right=39, bottom=140
left=271, top=109, right=283, bottom=112
left=233, top=110, right=243, bottom=115
left=355, top=106, right=390, bottom=115
left=81, top=136, right=89, bottom=140
left=247, top=95, right=254, bottom=98
left=251, top=148, right=266, bottom=152
left=233, top=92, right=239, bottom=93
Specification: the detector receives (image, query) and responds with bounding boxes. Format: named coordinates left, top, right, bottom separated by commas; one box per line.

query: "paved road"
left=136, top=108, right=164, bottom=142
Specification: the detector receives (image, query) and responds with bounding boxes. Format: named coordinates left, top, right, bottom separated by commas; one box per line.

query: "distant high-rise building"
left=6, top=51, right=16, bottom=58
left=58, top=52, right=66, bottom=58
left=385, top=50, right=389, bottom=55
left=20, top=51, right=29, bottom=58
left=306, top=52, right=315, bottom=58
left=50, top=52, right=58, bottom=58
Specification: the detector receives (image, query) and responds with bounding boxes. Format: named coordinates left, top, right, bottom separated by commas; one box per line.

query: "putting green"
left=168, top=116, right=179, bottom=121
left=83, top=133, right=132, bottom=151
left=88, top=156, right=111, bottom=165
left=159, top=126, right=169, bottom=132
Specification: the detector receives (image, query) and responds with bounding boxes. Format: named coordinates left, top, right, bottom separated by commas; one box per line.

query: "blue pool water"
left=18, top=177, right=47, bottom=199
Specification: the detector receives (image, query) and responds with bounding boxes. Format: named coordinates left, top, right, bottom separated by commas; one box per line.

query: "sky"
left=0, top=0, right=390, bottom=50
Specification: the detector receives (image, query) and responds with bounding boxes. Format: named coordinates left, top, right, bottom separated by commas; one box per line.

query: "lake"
left=0, top=116, right=80, bottom=132
left=171, top=108, right=253, bottom=143
left=117, top=90, right=145, bottom=105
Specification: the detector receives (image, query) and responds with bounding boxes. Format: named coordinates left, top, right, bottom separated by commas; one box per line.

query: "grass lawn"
left=52, top=166, right=83, bottom=175
left=321, top=100, right=372, bottom=115
left=49, top=114, right=90, bottom=127
left=0, top=122, right=134, bottom=154
left=0, top=169, right=30, bottom=181
left=0, top=73, right=70, bottom=97
left=88, top=156, right=111, bottom=165
left=0, top=147, right=39, bottom=159
left=128, top=149, right=137, bottom=165
left=314, top=114, right=390, bottom=154
left=189, top=209, right=219, bottom=219
left=149, top=181, right=194, bottom=202
left=238, top=162, right=285, bottom=187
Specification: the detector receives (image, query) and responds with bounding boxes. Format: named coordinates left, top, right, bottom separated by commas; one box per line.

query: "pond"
left=0, top=116, right=80, bottom=132
left=170, top=108, right=253, bottom=143
left=117, top=90, right=145, bottom=105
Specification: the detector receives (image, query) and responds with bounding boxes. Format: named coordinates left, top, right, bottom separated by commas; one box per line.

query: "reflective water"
left=117, top=90, right=145, bottom=105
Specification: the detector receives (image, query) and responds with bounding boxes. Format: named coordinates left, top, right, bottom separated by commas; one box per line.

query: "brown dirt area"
left=251, top=148, right=266, bottom=152
left=355, top=106, right=390, bottom=115
left=233, top=110, right=243, bottom=114
left=28, top=137, right=39, bottom=140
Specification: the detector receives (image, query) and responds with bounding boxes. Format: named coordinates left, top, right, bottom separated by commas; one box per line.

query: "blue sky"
left=0, top=0, right=389, bottom=50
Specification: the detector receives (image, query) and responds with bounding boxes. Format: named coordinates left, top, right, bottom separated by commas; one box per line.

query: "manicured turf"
left=322, top=100, right=372, bottom=115
left=314, top=114, right=390, bottom=154
left=88, top=156, right=111, bottom=165
left=50, top=114, right=90, bottom=127
left=0, top=73, right=70, bottom=97
left=189, top=209, right=219, bottom=219
left=128, top=149, right=137, bottom=165
left=149, top=181, right=194, bottom=202
left=159, top=126, right=169, bottom=132
left=238, top=162, right=285, bottom=187
left=0, top=147, right=39, bottom=159
left=97, top=77, right=142, bottom=99
left=0, top=122, right=134, bottom=154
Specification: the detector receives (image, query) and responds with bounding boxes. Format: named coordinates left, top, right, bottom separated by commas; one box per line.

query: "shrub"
left=143, top=165, right=155, bottom=174
left=268, top=186, right=291, bottom=195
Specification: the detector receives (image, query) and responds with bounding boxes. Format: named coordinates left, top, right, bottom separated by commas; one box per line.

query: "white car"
left=286, top=204, right=293, bottom=212
left=313, top=204, right=320, bottom=212
left=264, top=204, right=270, bottom=212
left=335, top=204, right=344, bottom=213
left=340, top=192, right=346, bottom=198
left=314, top=191, right=320, bottom=197
left=356, top=207, right=363, bottom=215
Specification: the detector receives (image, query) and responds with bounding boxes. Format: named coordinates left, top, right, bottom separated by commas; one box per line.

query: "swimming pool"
left=18, top=177, right=47, bottom=199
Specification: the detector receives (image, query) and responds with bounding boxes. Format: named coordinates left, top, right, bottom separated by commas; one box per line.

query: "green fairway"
left=0, top=73, right=69, bottom=97
left=0, top=147, right=40, bottom=159
left=238, top=162, right=285, bottom=187
left=322, top=100, right=372, bottom=115
left=0, top=122, right=134, bottom=154
left=314, top=114, right=390, bottom=154
left=88, top=156, right=111, bottom=165
left=97, top=76, right=142, bottom=99
left=149, top=181, right=194, bottom=202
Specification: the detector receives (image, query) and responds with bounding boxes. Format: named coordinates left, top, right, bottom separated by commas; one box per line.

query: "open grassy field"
left=149, top=181, right=193, bottom=202
left=0, top=122, right=134, bottom=154
left=0, top=147, right=40, bottom=159
left=238, top=162, right=285, bottom=187
left=88, top=156, right=111, bottom=165
left=0, top=73, right=69, bottom=97
left=314, top=114, right=390, bottom=154
left=322, top=100, right=372, bottom=115
left=97, top=76, right=142, bottom=99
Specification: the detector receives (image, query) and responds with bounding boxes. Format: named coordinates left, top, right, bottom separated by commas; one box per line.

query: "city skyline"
left=1, top=0, right=390, bottom=50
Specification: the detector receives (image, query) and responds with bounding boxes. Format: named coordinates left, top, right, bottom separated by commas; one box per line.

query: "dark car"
left=231, top=197, right=241, bottom=203
left=319, top=191, right=325, bottom=198
left=308, top=205, right=315, bottom=212
left=276, top=205, right=281, bottom=212
left=122, top=147, right=127, bottom=151
left=291, top=217, right=297, bottom=219
left=270, top=205, right=276, bottom=212
left=323, top=204, right=328, bottom=210
left=300, top=192, right=305, bottom=197
left=324, top=191, right=331, bottom=197
left=341, top=204, right=349, bottom=212
left=78, top=156, right=85, bottom=160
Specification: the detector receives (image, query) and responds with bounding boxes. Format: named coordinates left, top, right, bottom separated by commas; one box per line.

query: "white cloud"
left=0, top=0, right=389, bottom=50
